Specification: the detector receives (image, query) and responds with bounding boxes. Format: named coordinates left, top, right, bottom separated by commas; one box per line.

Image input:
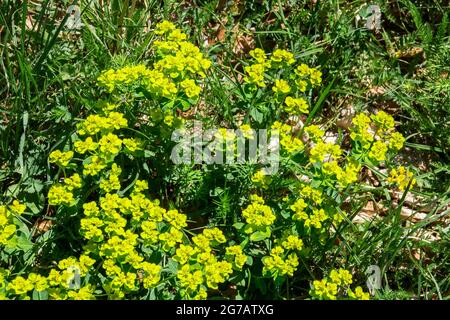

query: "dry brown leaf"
left=216, top=26, right=226, bottom=42
left=336, top=104, right=355, bottom=130
left=367, top=86, right=386, bottom=97
left=26, top=14, right=34, bottom=30
left=33, top=218, right=54, bottom=236
left=390, top=190, right=436, bottom=212
left=206, top=20, right=226, bottom=47
left=230, top=23, right=254, bottom=56
left=400, top=207, right=428, bottom=222
left=353, top=201, right=381, bottom=224
left=233, top=33, right=254, bottom=55
left=409, top=229, right=441, bottom=243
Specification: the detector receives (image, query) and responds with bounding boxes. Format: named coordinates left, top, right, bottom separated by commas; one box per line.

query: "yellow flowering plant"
left=310, top=269, right=370, bottom=300
left=0, top=20, right=423, bottom=301
left=241, top=48, right=322, bottom=126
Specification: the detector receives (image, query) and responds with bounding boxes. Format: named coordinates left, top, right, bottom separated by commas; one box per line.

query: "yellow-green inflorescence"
left=97, top=21, right=210, bottom=100
left=0, top=20, right=214, bottom=301
left=244, top=48, right=321, bottom=117
left=310, top=268, right=370, bottom=300
left=0, top=201, right=26, bottom=246
left=387, top=166, right=416, bottom=190
left=0, top=21, right=411, bottom=301
left=350, top=111, right=405, bottom=162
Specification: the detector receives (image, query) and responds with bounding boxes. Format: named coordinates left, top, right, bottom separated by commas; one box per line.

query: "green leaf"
left=280, top=210, right=291, bottom=219
left=144, top=150, right=156, bottom=158
left=166, top=259, right=179, bottom=274
left=249, top=107, right=263, bottom=124
left=179, top=99, right=192, bottom=111
left=16, top=235, right=34, bottom=251
left=243, top=224, right=253, bottom=234
left=250, top=230, right=270, bottom=242
left=32, top=290, right=48, bottom=300
left=233, top=222, right=245, bottom=230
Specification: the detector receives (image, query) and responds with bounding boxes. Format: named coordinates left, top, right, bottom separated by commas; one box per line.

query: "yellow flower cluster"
left=48, top=173, right=83, bottom=206
left=155, top=39, right=211, bottom=79
left=97, top=65, right=175, bottom=98
left=284, top=96, right=308, bottom=114
left=387, top=166, right=416, bottom=190
left=272, top=79, right=291, bottom=95
left=72, top=110, right=133, bottom=183
left=177, top=265, right=205, bottom=298
left=294, top=63, right=322, bottom=87
left=76, top=112, right=128, bottom=136
left=180, top=79, right=201, bottom=98
left=301, top=122, right=362, bottom=188
left=271, top=49, right=295, bottom=65
left=281, top=235, right=304, bottom=250
left=241, top=195, right=276, bottom=234
left=289, top=186, right=335, bottom=229
left=309, top=141, right=342, bottom=163
left=97, top=64, right=147, bottom=92
left=350, top=113, right=373, bottom=146
left=7, top=275, right=39, bottom=296
left=0, top=201, right=25, bottom=246
left=310, top=268, right=370, bottom=300
left=389, top=131, right=406, bottom=151
left=350, top=111, right=405, bottom=162
left=98, top=20, right=210, bottom=102
left=153, top=21, right=211, bottom=75
left=244, top=62, right=266, bottom=87
left=272, top=121, right=304, bottom=154
left=239, top=124, right=255, bottom=140
left=300, top=185, right=323, bottom=205
left=3, top=254, right=97, bottom=300
left=251, top=169, right=271, bottom=189
left=243, top=48, right=321, bottom=104
left=74, top=137, right=97, bottom=154
left=225, top=245, right=248, bottom=270
left=123, top=138, right=142, bottom=152
left=99, top=133, right=123, bottom=155
left=262, top=235, right=303, bottom=278
left=49, top=150, right=73, bottom=167
left=304, top=125, right=325, bottom=141
left=368, top=140, right=388, bottom=162
left=322, top=161, right=360, bottom=188
left=214, top=128, right=237, bottom=144
left=290, top=198, right=308, bottom=221
left=348, top=286, right=372, bottom=300
left=175, top=228, right=237, bottom=299
left=99, top=164, right=121, bottom=193
left=307, top=208, right=330, bottom=228
left=83, top=156, right=107, bottom=176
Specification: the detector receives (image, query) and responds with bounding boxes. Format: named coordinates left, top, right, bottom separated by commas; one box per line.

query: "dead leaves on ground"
left=352, top=188, right=448, bottom=244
